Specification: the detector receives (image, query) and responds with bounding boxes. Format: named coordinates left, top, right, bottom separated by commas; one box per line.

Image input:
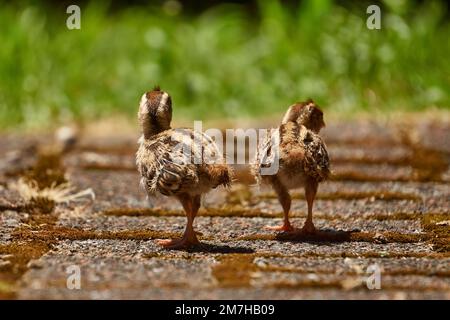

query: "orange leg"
left=192, top=195, right=201, bottom=218
left=156, top=194, right=200, bottom=249
left=301, top=179, right=318, bottom=234
left=265, top=177, right=294, bottom=232
left=192, top=195, right=203, bottom=236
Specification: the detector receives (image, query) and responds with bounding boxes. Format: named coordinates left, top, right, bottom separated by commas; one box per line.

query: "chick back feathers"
left=254, top=121, right=330, bottom=183
left=137, top=128, right=232, bottom=197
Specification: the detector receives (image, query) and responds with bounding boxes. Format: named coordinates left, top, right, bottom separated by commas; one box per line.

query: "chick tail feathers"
left=208, top=164, right=233, bottom=189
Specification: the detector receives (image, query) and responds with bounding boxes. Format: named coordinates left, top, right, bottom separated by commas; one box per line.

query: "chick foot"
left=156, top=232, right=200, bottom=250
left=264, top=222, right=294, bottom=232
left=300, top=221, right=316, bottom=234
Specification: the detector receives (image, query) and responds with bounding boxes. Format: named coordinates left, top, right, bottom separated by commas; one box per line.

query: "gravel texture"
left=0, top=118, right=449, bottom=300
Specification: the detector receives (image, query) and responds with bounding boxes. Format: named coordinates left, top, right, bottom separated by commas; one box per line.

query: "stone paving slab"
left=1, top=117, right=449, bottom=300
left=57, top=215, right=423, bottom=239
left=17, top=239, right=448, bottom=300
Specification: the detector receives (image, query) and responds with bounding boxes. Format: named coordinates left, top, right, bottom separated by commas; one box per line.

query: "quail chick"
left=253, top=99, right=330, bottom=233
left=136, top=87, right=232, bottom=249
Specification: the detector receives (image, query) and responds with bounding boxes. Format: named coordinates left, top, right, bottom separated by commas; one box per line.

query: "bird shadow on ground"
left=275, top=228, right=354, bottom=244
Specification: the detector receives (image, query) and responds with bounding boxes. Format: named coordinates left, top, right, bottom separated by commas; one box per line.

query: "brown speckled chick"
left=136, top=87, right=232, bottom=249
left=253, top=99, right=330, bottom=234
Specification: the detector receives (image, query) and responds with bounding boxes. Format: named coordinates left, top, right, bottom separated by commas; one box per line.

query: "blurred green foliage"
left=0, top=0, right=449, bottom=129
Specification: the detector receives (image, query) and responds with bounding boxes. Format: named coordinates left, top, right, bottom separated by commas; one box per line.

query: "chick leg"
left=157, top=194, right=200, bottom=249
left=192, top=195, right=204, bottom=236
left=301, top=179, right=318, bottom=234
left=265, top=177, right=294, bottom=232
left=192, top=195, right=201, bottom=218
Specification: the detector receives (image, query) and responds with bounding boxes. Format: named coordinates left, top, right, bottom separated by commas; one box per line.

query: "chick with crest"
left=253, top=99, right=330, bottom=233
left=136, top=87, right=232, bottom=249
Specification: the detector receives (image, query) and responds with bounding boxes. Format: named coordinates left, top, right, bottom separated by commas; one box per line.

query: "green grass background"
left=1, top=0, right=449, bottom=129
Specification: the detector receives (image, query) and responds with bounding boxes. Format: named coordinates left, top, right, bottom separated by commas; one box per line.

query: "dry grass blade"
left=11, top=178, right=95, bottom=204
